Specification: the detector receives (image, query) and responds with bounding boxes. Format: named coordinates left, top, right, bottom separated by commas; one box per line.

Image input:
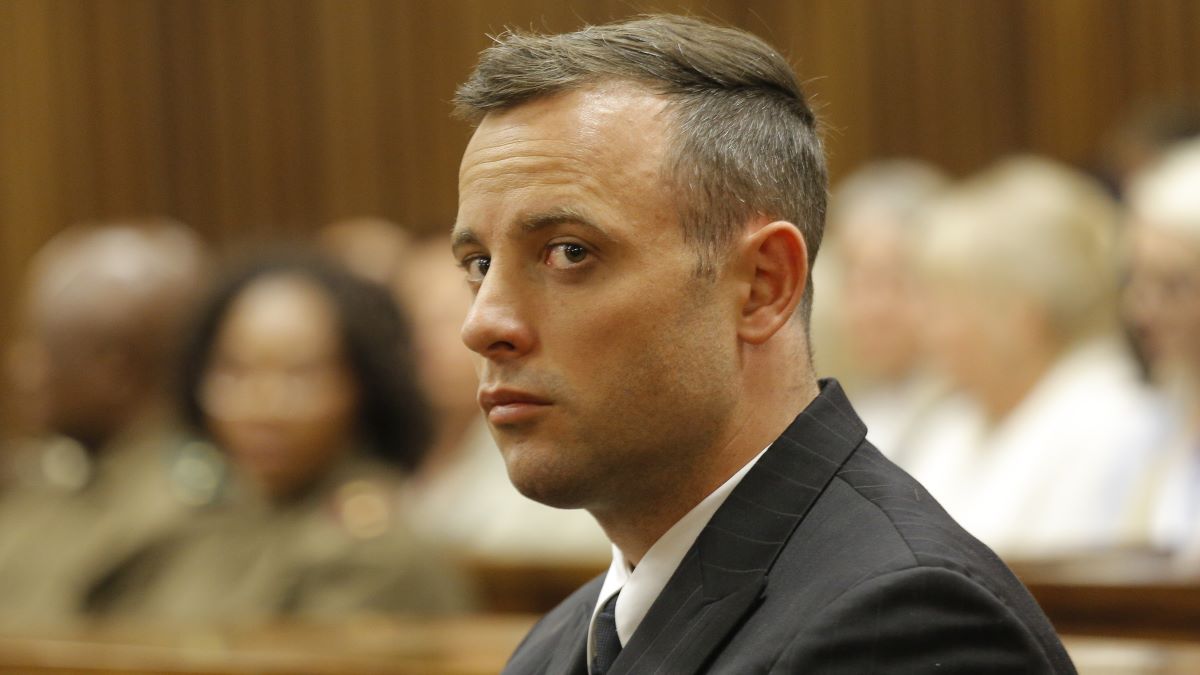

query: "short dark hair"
left=455, top=14, right=827, bottom=322
left=178, top=250, right=433, bottom=472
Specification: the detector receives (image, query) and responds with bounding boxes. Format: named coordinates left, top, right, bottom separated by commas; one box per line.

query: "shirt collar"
left=586, top=444, right=770, bottom=669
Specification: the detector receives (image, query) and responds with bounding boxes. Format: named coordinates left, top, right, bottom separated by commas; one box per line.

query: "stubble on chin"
left=497, top=435, right=598, bottom=510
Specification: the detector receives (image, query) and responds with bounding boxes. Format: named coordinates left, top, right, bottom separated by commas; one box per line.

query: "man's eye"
left=546, top=243, right=590, bottom=268
left=463, top=256, right=490, bottom=282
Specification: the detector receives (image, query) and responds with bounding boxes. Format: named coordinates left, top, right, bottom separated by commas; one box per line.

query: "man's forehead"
left=463, top=84, right=671, bottom=164
left=453, top=148, right=608, bottom=240
left=454, top=85, right=674, bottom=246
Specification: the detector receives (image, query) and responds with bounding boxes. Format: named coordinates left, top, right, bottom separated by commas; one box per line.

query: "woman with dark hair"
left=180, top=252, right=432, bottom=497
left=89, top=251, right=470, bottom=623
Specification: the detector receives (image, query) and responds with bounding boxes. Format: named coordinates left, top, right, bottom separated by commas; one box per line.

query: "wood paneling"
left=1, top=0, right=1198, bottom=337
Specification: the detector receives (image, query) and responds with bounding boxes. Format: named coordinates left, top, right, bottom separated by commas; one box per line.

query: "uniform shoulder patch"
left=330, top=479, right=393, bottom=540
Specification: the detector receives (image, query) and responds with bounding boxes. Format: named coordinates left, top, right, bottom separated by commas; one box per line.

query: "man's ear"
left=736, top=221, right=809, bottom=345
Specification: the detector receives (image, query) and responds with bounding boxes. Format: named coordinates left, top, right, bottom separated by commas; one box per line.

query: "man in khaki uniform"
left=0, top=220, right=219, bottom=629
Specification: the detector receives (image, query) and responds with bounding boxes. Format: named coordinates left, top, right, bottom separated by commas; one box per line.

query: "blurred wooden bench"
left=1066, top=637, right=1200, bottom=675
left=1011, top=551, right=1200, bottom=643
left=0, top=614, right=537, bottom=674
left=2, top=618, right=1199, bottom=675
left=464, top=558, right=605, bottom=614
left=4, top=552, right=1196, bottom=674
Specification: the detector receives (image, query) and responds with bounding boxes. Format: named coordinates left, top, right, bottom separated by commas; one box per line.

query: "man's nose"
left=460, top=271, right=536, bottom=361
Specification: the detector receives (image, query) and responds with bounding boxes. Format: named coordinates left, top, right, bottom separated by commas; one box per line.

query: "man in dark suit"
left=450, top=14, right=1075, bottom=674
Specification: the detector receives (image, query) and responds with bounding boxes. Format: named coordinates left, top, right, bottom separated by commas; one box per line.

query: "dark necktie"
left=591, top=592, right=622, bottom=675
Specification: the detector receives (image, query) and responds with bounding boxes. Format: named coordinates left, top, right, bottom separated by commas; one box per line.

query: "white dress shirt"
left=585, top=445, right=769, bottom=670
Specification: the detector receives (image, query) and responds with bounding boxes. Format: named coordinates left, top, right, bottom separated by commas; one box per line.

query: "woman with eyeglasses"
left=1120, top=139, right=1200, bottom=565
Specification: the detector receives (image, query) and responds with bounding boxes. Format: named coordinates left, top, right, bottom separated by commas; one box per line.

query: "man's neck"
left=592, top=378, right=819, bottom=566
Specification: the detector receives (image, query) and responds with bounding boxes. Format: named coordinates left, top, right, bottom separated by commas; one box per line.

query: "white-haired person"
left=904, top=156, right=1159, bottom=559
left=813, top=160, right=950, bottom=460
left=1120, top=138, right=1200, bottom=564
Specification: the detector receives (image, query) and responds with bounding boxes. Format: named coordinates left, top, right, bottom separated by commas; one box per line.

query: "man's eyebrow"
left=520, top=208, right=614, bottom=243
left=451, top=208, right=616, bottom=254
left=450, top=228, right=479, bottom=252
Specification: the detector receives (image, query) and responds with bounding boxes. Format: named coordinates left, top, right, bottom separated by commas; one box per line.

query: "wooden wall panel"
left=1023, top=0, right=1138, bottom=163
left=86, top=0, right=171, bottom=218
left=749, top=0, right=880, bottom=177
left=761, top=0, right=1030, bottom=176
left=0, top=0, right=62, bottom=339
left=1, top=0, right=1199, bottom=339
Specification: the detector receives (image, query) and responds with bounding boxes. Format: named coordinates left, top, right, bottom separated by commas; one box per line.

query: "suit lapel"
left=543, top=601, right=591, bottom=675
left=611, top=380, right=867, bottom=674
left=608, top=552, right=764, bottom=675
left=504, top=576, right=600, bottom=675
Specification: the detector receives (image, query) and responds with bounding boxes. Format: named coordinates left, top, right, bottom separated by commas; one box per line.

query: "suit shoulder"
left=832, top=441, right=998, bottom=568
left=775, top=440, right=1053, bottom=615
left=800, top=442, right=1067, bottom=658
left=773, top=564, right=1075, bottom=673
left=761, top=437, right=1075, bottom=670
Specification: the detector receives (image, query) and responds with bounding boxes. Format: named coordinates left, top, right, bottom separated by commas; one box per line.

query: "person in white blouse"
left=905, top=156, right=1160, bottom=559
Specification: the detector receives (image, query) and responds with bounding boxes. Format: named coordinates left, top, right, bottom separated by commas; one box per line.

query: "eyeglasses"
left=1123, top=268, right=1200, bottom=308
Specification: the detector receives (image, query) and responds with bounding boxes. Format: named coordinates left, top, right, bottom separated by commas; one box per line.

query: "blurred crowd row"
left=814, top=134, right=1200, bottom=567
left=0, top=217, right=610, bottom=631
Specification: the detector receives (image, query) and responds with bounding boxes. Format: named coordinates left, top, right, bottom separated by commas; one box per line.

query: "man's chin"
left=513, top=481, right=592, bottom=510
left=500, top=447, right=593, bottom=510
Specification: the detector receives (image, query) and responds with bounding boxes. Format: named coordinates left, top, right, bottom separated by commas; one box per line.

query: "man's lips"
left=478, top=387, right=552, bottom=425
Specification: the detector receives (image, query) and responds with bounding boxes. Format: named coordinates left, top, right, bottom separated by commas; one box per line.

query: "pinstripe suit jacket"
left=502, top=380, right=1075, bottom=674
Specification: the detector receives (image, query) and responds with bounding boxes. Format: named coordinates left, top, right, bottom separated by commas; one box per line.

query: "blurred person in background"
left=905, top=157, right=1159, bottom=558
left=395, top=233, right=609, bottom=564
left=814, top=160, right=950, bottom=460
left=0, top=219, right=220, bottom=629
left=88, top=252, right=471, bottom=623
left=1120, top=138, right=1200, bottom=563
left=0, top=332, right=53, bottom=489
left=1099, top=99, right=1200, bottom=201
left=317, top=216, right=411, bottom=288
